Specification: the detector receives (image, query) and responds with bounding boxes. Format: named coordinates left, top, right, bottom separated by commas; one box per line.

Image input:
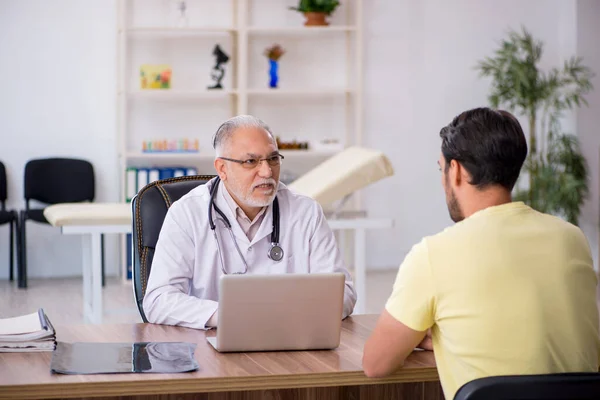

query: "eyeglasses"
left=219, top=153, right=284, bottom=169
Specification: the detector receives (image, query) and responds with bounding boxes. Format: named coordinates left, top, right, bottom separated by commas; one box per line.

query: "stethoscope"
left=208, top=177, right=284, bottom=275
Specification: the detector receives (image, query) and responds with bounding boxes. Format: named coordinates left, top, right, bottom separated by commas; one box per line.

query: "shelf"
left=247, top=88, right=352, bottom=97
left=248, top=26, right=356, bottom=34
left=125, top=149, right=339, bottom=162
left=125, top=89, right=350, bottom=100
left=126, top=152, right=212, bottom=161
left=124, top=27, right=236, bottom=36
left=126, top=90, right=237, bottom=100
left=123, top=26, right=357, bottom=36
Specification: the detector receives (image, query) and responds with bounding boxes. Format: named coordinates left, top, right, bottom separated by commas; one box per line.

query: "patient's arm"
left=363, top=240, right=435, bottom=377
left=417, top=329, right=433, bottom=350
left=363, top=310, right=427, bottom=378
left=143, top=201, right=218, bottom=330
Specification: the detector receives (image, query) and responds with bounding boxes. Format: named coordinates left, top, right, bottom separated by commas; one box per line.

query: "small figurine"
left=264, top=44, right=285, bottom=88
left=176, top=1, right=188, bottom=27
left=208, top=44, right=230, bottom=90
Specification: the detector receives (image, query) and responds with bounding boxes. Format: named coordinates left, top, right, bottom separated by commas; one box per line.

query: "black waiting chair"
left=0, top=162, right=18, bottom=281
left=454, top=372, right=600, bottom=400
left=18, top=158, right=105, bottom=288
left=132, top=175, right=214, bottom=322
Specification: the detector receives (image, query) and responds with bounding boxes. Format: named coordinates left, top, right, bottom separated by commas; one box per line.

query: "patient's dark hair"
left=439, top=107, right=527, bottom=191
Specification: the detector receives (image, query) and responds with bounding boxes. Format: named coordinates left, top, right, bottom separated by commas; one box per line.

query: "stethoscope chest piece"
left=268, top=243, right=284, bottom=262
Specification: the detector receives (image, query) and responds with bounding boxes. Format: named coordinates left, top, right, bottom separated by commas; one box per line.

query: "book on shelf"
left=0, top=309, right=56, bottom=352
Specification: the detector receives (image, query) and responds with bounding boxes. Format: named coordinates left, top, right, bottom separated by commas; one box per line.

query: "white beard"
left=227, top=176, right=278, bottom=208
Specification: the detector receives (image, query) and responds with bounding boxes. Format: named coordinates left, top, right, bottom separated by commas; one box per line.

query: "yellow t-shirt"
left=386, top=202, right=600, bottom=400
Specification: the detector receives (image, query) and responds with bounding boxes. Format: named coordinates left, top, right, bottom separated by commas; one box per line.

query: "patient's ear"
left=214, top=159, right=227, bottom=181
left=449, top=159, right=462, bottom=186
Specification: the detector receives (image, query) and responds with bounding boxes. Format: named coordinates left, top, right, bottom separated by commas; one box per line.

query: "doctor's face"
left=220, top=127, right=281, bottom=208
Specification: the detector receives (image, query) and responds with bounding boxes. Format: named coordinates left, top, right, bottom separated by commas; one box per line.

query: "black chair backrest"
left=454, top=372, right=600, bottom=400
left=24, top=158, right=94, bottom=205
left=132, top=175, right=214, bottom=322
left=0, top=161, right=7, bottom=205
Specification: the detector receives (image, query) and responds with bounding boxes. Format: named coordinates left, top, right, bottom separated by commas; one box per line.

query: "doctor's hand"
left=207, top=310, right=218, bottom=328
left=416, top=329, right=433, bottom=351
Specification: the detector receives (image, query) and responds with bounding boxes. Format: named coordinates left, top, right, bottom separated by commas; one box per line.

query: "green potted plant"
left=289, top=0, right=340, bottom=26
left=477, top=27, right=595, bottom=225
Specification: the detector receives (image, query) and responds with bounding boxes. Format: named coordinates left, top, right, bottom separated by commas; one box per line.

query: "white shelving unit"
left=117, top=0, right=363, bottom=178
left=116, top=0, right=363, bottom=280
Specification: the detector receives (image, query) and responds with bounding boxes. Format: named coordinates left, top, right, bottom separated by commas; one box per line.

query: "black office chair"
left=132, top=175, right=214, bottom=322
left=18, top=158, right=105, bottom=288
left=0, top=162, right=18, bottom=281
left=454, top=372, right=600, bottom=400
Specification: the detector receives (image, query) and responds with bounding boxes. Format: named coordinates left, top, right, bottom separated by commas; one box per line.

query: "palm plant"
left=477, top=27, right=594, bottom=225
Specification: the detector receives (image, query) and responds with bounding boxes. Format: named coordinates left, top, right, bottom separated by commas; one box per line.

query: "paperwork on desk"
left=0, top=308, right=56, bottom=352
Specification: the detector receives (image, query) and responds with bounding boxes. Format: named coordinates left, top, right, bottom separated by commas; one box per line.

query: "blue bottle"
left=269, top=60, right=278, bottom=88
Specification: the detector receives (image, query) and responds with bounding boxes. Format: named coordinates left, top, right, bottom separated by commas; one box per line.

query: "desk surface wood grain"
left=0, top=315, right=439, bottom=400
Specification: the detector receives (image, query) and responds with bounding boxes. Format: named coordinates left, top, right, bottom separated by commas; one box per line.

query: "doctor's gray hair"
left=212, top=115, right=276, bottom=157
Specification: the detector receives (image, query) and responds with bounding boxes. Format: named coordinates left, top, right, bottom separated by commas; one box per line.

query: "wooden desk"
left=0, top=315, right=443, bottom=400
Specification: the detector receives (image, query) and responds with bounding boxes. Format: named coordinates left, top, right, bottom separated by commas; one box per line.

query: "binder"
left=125, top=168, right=137, bottom=202
left=136, top=169, right=149, bottom=193
left=126, top=233, right=132, bottom=280
left=159, top=168, right=174, bottom=180
left=173, top=168, right=186, bottom=178
left=186, top=167, right=198, bottom=176
left=148, top=168, right=160, bottom=184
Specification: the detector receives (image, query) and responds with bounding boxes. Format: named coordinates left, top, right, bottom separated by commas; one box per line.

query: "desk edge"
left=0, top=368, right=440, bottom=399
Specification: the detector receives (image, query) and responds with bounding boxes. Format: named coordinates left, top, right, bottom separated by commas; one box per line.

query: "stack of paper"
left=0, top=309, right=56, bottom=352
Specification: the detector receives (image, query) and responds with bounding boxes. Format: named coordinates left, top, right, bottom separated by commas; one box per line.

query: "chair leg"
left=101, top=234, right=105, bottom=287
left=18, top=212, right=27, bottom=289
left=16, top=214, right=21, bottom=285
left=9, top=218, right=14, bottom=281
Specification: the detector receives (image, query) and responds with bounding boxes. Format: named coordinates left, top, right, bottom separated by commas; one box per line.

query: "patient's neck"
left=461, top=186, right=512, bottom=219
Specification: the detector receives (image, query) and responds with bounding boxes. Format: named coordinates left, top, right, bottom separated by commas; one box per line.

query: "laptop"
left=206, top=273, right=345, bottom=352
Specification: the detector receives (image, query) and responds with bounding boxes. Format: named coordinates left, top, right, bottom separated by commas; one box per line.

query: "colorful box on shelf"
left=142, top=139, right=199, bottom=153
left=140, top=64, right=171, bottom=89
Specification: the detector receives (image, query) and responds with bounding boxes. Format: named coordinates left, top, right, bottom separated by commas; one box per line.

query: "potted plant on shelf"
left=477, top=27, right=595, bottom=225
left=289, top=0, right=340, bottom=26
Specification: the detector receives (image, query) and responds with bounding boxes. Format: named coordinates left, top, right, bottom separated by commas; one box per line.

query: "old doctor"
left=143, top=115, right=357, bottom=329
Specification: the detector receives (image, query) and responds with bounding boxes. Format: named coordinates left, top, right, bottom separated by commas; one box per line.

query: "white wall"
left=1, top=0, right=598, bottom=279
left=0, top=0, right=119, bottom=279
left=361, top=0, right=598, bottom=269
left=576, top=0, right=600, bottom=268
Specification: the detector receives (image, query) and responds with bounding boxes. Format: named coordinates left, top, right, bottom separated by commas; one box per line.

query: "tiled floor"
left=0, top=269, right=398, bottom=325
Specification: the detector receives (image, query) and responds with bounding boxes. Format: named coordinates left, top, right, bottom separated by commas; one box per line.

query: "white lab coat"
left=143, top=179, right=357, bottom=330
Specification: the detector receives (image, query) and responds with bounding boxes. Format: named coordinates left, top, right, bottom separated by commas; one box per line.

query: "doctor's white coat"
left=143, top=179, right=357, bottom=329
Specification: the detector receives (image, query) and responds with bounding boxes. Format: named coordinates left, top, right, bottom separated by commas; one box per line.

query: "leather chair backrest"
left=132, top=175, right=214, bottom=322
left=453, top=372, right=600, bottom=400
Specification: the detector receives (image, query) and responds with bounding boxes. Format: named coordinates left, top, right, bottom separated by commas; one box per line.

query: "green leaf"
left=477, top=26, right=595, bottom=226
